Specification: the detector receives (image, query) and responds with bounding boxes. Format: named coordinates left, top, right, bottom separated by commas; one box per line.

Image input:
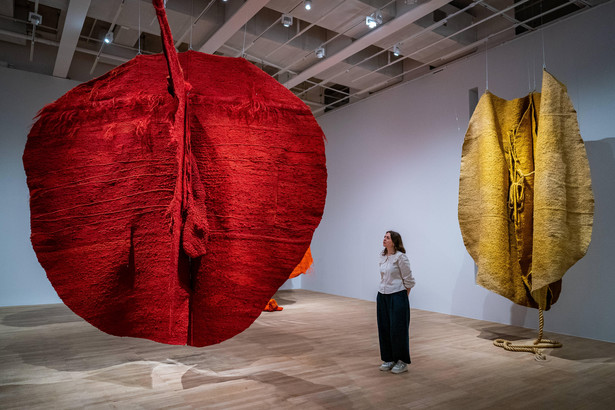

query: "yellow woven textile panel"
left=458, top=70, right=594, bottom=310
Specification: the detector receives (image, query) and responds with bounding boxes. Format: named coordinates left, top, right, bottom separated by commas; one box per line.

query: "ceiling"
left=0, top=0, right=610, bottom=115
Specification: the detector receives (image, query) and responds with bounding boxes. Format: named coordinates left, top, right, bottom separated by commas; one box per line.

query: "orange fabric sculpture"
left=264, top=299, right=283, bottom=312
left=264, top=247, right=313, bottom=311
left=290, top=247, right=314, bottom=279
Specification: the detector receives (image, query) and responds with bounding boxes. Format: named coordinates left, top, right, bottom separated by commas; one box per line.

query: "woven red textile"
left=22, top=1, right=326, bottom=347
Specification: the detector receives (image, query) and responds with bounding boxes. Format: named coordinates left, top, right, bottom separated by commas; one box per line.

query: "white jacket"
left=378, top=251, right=415, bottom=294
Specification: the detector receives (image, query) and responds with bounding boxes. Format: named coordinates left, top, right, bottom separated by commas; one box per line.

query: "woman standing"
left=377, top=230, right=415, bottom=374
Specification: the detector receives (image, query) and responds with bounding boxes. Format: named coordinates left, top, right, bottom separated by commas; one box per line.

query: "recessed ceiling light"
left=281, top=14, right=293, bottom=28
left=366, top=11, right=383, bottom=29
left=28, top=12, right=42, bottom=26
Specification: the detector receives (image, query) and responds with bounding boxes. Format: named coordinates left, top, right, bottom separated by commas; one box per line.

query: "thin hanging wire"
left=541, top=30, right=546, bottom=69
left=244, top=0, right=305, bottom=57
left=174, top=0, right=217, bottom=48
left=241, top=23, right=247, bottom=58
left=533, top=52, right=537, bottom=89
left=296, top=0, right=484, bottom=99
left=527, top=60, right=532, bottom=92
left=138, top=0, right=141, bottom=54
left=189, top=0, right=194, bottom=50
left=485, top=37, right=489, bottom=91
left=311, top=0, right=577, bottom=115
left=273, top=0, right=398, bottom=79
left=455, top=108, right=461, bottom=135
left=540, top=0, right=546, bottom=69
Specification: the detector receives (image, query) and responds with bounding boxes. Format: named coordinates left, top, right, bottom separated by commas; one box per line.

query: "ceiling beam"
left=283, top=0, right=451, bottom=90
left=53, top=0, right=92, bottom=78
left=0, top=0, right=14, bottom=17
left=198, top=0, right=269, bottom=54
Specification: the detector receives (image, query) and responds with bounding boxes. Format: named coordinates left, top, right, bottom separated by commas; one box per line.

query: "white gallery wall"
left=306, top=2, right=615, bottom=342
left=0, top=2, right=613, bottom=343
left=0, top=67, right=80, bottom=306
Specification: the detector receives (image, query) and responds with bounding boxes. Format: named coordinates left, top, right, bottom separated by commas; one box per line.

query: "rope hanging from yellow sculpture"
left=495, top=131, right=562, bottom=360
left=493, top=308, right=562, bottom=360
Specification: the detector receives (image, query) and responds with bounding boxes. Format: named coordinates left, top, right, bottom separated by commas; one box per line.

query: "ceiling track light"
left=366, top=10, right=383, bottom=29
left=28, top=12, right=42, bottom=26
left=304, top=0, right=312, bottom=10
left=393, top=44, right=401, bottom=57
left=366, top=16, right=377, bottom=29
left=281, top=14, right=293, bottom=28
left=315, top=46, right=325, bottom=59
left=375, top=10, right=383, bottom=25
left=104, top=32, right=114, bottom=44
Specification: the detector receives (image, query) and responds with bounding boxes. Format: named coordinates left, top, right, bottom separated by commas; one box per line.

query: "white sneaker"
left=379, top=361, right=395, bottom=371
left=391, top=360, right=408, bottom=374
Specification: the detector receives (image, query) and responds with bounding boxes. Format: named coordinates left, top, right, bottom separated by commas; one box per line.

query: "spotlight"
left=315, top=46, right=325, bottom=59
left=393, top=44, right=400, bottom=57
left=104, top=32, right=114, bottom=44
left=366, top=10, right=382, bottom=29
left=28, top=12, right=42, bottom=26
left=366, top=16, right=377, bottom=29
left=304, top=0, right=312, bottom=10
left=281, top=14, right=293, bottom=28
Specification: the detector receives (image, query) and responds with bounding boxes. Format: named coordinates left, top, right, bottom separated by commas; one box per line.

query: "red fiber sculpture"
left=22, top=0, right=326, bottom=347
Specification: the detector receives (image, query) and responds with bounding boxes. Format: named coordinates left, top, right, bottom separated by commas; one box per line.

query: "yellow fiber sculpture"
left=459, top=70, right=594, bottom=311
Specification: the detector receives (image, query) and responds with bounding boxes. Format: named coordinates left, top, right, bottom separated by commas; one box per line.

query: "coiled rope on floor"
left=493, top=308, right=562, bottom=360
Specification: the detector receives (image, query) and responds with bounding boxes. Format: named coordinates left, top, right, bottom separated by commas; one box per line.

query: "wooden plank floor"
left=1, top=289, right=614, bottom=409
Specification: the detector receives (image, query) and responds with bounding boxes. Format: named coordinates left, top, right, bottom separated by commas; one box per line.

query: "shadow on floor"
left=182, top=368, right=361, bottom=409
left=272, top=290, right=297, bottom=306
left=474, top=326, right=531, bottom=342
left=5, top=311, right=316, bottom=374
left=2, top=305, right=81, bottom=327
left=473, top=324, right=615, bottom=363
